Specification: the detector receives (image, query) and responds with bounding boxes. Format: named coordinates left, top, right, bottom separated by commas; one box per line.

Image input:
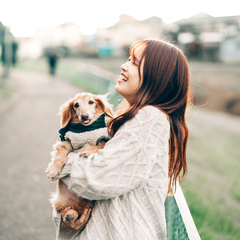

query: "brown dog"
left=46, top=93, right=113, bottom=225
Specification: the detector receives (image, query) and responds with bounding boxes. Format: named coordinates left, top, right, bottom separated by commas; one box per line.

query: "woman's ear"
left=59, top=99, right=74, bottom=128
left=95, top=94, right=113, bottom=118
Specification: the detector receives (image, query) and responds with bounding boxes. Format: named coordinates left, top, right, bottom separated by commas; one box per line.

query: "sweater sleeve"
left=63, top=106, right=170, bottom=200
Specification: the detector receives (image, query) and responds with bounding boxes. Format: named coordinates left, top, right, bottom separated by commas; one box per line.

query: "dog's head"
left=60, top=93, right=113, bottom=128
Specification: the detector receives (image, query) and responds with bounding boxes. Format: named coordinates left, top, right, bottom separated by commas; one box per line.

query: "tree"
left=0, top=22, right=19, bottom=79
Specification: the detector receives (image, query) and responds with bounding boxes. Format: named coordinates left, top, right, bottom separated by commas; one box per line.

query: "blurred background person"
left=47, top=50, right=58, bottom=76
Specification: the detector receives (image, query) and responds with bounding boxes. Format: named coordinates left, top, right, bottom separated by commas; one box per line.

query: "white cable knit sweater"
left=53, top=106, right=170, bottom=240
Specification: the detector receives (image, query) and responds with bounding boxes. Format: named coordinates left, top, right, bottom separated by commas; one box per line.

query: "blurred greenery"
left=0, top=80, right=16, bottom=102
left=0, top=62, right=15, bottom=103
left=16, top=59, right=47, bottom=72
left=1, top=40, right=18, bottom=65
left=184, top=109, right=240, bottom=240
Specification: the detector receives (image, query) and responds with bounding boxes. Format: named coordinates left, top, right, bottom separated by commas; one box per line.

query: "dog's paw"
left=80, top=149, right=92, bottom=157
left=63, top=209, right=79, bottom=223
left=81, top=146, right=100, bottom=157
left=45, top=165, right=60, bottom=179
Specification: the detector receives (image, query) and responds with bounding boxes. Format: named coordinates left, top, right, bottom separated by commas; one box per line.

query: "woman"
left=53, top=38, right=191, bottom=239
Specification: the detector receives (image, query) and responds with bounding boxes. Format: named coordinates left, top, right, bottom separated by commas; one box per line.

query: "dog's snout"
left=65, top=214, right=71, bottom=223
left=81, top=114, right=89, bottom=121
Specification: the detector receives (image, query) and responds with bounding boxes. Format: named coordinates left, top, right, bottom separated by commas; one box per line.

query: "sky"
left=0, top=0, right=239, bottom=37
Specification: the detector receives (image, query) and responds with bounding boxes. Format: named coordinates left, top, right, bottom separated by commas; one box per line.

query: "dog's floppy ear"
left=59, top=99, right=74, bottom=128
left=95, top=94, right=113, bottom=118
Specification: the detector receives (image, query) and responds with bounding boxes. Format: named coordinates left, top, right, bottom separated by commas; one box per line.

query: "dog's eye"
left=74, top=103, right=79, bottom=108
left=89, top=100, right=94, bottom=105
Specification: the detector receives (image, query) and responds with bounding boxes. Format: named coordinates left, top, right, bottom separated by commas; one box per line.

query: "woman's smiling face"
left=115, top=46, right=145, bottom=104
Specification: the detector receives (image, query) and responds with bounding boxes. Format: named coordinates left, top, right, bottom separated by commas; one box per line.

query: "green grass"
left=0, top=80, right=16, bottom=103
left=184, top=110, right=240, bottom=240
left=0, top=64, right=16, bottom=104
left=16, top=59, right=48, bottom=72
left=184, top=186, right=238, bottom=240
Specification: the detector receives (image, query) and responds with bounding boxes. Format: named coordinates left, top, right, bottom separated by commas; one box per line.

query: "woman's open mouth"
left=118, top=73, right=128, bottom=82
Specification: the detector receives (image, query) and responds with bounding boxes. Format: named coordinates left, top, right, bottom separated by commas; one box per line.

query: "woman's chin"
left=115, top=84, right=130, bottom=101
left=115, top=84, right=122, bottom=95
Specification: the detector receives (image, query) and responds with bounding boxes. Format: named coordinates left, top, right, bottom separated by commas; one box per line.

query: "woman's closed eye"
left=128, top=57, right=137, bottom=65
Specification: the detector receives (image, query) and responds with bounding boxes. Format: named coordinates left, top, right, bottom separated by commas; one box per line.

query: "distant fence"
left=58, top=62, right=201, bottom=239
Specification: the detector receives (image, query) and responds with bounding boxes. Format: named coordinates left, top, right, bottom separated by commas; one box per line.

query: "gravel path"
left=0, top=69, right=84, bottom=240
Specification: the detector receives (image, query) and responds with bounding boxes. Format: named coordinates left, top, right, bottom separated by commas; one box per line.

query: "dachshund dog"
left=46, top=93, right=113, bottom=226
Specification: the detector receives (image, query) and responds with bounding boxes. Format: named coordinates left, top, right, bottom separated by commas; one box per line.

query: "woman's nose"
left=121, top=62, right=127, bottom=71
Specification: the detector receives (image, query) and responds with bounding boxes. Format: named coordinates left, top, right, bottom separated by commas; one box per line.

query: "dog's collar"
left=59, top=114, right=106, bottom=141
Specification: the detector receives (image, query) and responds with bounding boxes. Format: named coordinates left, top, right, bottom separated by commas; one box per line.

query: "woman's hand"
left=62, top=206, right=92, bottom=230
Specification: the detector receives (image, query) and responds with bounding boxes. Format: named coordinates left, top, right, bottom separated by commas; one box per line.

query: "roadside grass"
left=16, top=59, right=48, bottom=73
left=16, top=59, right=240, bottom=239
left=0, top=64, right=17, bottom=104
left=183, top=185, right=238, bottom=240
left=0, top=80, right=16, bottom=103
left=184, top=109, right=240, bottom=239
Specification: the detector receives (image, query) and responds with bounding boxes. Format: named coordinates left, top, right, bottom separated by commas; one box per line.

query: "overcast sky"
left=1, top=0, right=239, bottom=37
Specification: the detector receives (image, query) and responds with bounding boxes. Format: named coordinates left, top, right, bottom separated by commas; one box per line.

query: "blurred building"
left=17, top=22, right=84, bottom=59
left=13, top=13, right=240, bottom=62
left=220, top=33, right=240, bottom=62
left=166, top=13, right=240, bottom=61
left=95, top=14, right=164, bottom=57
left=17, top=37, right=42, bottom=59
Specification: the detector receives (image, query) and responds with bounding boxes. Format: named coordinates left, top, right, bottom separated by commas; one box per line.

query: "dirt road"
left=0, top=69, right=84, bottom=240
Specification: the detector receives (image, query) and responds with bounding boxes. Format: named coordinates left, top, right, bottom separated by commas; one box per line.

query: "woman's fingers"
left=84, top=209, right=92, bottom=223
left=79, top=208, right=89, bottom=223
left=69, top=208, right=92, bottom=230
left=61, top=207, right=92, bottom=230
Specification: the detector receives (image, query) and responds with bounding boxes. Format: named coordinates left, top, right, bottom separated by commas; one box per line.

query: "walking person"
left=47, top=51, right=58, bottom=76
left=51, top=38, right=191, bottom=239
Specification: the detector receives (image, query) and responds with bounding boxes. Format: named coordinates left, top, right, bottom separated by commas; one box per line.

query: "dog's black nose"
left=81, top=114, right=89, bottom=121
left=65, top=214, right=71, bottom=223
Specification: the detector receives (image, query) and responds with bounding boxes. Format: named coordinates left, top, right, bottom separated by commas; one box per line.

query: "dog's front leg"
left=81, top=140, right=106, bottom=157
left=46, top=141, right=72, bottom=179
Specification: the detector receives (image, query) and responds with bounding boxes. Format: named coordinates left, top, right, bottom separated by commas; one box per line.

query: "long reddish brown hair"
left=109, top=39, right=191, bottom=195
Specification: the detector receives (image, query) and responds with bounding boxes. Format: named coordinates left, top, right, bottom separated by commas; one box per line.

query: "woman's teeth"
left=119, top=74, right=128, bottom=81
left=120, top=76, right=127, bottom=81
